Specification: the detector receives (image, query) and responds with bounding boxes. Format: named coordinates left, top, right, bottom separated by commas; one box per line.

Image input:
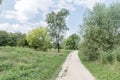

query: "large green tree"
left=65, top=34, right=80, bottom=49
left=46, top=9, right=69, bottom=52
left=81, top=3, right=120, bottom=60
left=26, top=27, right=51, bottom=51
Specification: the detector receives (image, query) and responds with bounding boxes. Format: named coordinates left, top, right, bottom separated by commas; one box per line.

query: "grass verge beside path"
left=78, top=50, right=120, bottom=80
left=0, top=46, right=71, bottom=80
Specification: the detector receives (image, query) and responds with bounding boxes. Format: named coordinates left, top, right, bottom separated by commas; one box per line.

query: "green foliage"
left=65, top=34, right=80, bottom=49
left=46, top=9, right=69, bottom=52
left=0, top=30, right=27, bottom=47
left=26, top=27, right=51, bottom=51
left=81, top=2, right=120, bottom=61
left=7, top=33, right=27, bottom=47
left=16, top=34, right=27, bottom=47
left=78, top=51, right=120, bottom=80
left=0, top=46, right=70, bottom=80
left=99, top=50, right=115, bottom=64
left=112, top=47, right=120, bottom=62
left=107, top=52, right=115, bottom=64
left=117, top=53, right=120, bottom=62
left=0, top=31, right=9, bottom=46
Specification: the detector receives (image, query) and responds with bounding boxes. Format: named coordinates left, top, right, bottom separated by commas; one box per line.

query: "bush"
left=99, top=50, right=108, bottom=64
left=117, top=53, right=120, bottom=62
left=80, top=2, right=120, bottom=61
left=26, top=27, right=51, bottom=51
left=65, top=34, right=80, bottom=50
left=112, top=47, right=120, bottom=62
left=107, top=52, right=115, bottom=64
left=79, top=42, right=100, bottom=61
left=99, top=50, right=115, bottom=64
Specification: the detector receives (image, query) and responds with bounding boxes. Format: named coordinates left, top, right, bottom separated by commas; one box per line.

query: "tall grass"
left=78, top=47, right=120, bottom=80
left=0, top=46, right=70, bottom=80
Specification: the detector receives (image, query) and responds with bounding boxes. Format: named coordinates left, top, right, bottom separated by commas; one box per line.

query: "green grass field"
left=0, top=46, right=70, bottom=80
left=78, top=51, right=120, bottom=80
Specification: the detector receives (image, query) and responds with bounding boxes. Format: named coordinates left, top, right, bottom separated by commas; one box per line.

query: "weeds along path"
left=56, top=51, right=95, bottom=80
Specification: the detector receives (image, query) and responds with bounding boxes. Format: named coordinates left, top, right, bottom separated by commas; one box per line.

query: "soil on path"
left=56, top=51, right=95, bottom=80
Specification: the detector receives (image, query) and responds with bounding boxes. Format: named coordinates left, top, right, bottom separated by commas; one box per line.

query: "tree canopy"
left=65, top=34, right=80, bottom=50
left=0, top=30, right=27, bottom=47
left=81, top=3, right=120, bottom=60
left=26, top=27, right=51, bottom=51
left=46, top=9, right=69, bottom=52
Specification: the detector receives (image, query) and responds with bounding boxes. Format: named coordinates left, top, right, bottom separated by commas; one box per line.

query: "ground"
left=56, top=50, right=95, bottom=80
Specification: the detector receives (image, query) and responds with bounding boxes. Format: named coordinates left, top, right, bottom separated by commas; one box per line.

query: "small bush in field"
left=113, top=47, right=120, bottom=62
left=106, top=52, right=115, bottom=64
left=99, top=50, right=108, bottom=64
left=117, top=53, right=120, bottom=62
left=99, top=50, right=115, bottom=64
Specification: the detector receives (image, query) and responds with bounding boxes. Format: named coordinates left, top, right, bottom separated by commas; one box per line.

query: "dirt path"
left=56, top=51, right=95, bottom=80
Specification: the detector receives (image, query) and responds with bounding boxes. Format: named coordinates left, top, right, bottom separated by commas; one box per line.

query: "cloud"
left=1, top=0, right=76, bottom=23
left=53, top=0, right=75, bottom=11
left=65, top=31, right=72, bottom=38
left=1, top=0, right=53, bottom=23
left=0, top=23, right=42, bottom=33
left=0, top=21, right=48, bottom=34
left=1, top=0, right=105, bottom=23
left=14, top=0, right=53, bottom=22
left=66, top=0, right=73, bottom=3
left=74, top=0, right=105, bottom=10
left=0, top=0, right=106, bottom=34
left=40, top=20, right=48, bottom=27
left=0, top=23, right=33, bottom=33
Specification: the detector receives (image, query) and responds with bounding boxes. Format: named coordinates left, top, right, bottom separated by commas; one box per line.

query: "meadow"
left=79, top=50, right=120, bottom=80
left=0, top=46, right=70, bottom=80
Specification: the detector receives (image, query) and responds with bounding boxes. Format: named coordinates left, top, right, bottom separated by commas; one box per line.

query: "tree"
left=65, top=34, right=80, bottom=49
left=26, top=27, right=51, bottom=51
left=16, top=33, right=27, bottom=47
left=7, top=33, right=27, bottom=47
left=81, top=2, right=120, bottom=60
left=0, top=30, right=9, bottom=46
left=46, top=9, right=69, bottom=52
left=0, top=30, right=27, bottom=47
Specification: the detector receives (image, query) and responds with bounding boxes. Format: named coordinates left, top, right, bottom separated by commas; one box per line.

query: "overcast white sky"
left=0, top=0, right=117, bottom=37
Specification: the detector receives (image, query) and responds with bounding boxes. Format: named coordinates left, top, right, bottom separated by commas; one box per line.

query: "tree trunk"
left=57, top=34, right=60, bottom=53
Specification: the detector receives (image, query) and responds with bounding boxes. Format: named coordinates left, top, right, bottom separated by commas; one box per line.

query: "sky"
left=0, top=0, right=117, bottom=37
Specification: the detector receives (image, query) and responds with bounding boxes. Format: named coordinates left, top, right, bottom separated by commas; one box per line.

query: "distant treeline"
left=0, top=31, right=27, bottom=47
left=0, top=29, right=80, bottom=51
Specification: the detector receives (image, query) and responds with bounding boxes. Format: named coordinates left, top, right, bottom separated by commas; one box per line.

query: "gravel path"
left=56, top=51, right=95, bottom=80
